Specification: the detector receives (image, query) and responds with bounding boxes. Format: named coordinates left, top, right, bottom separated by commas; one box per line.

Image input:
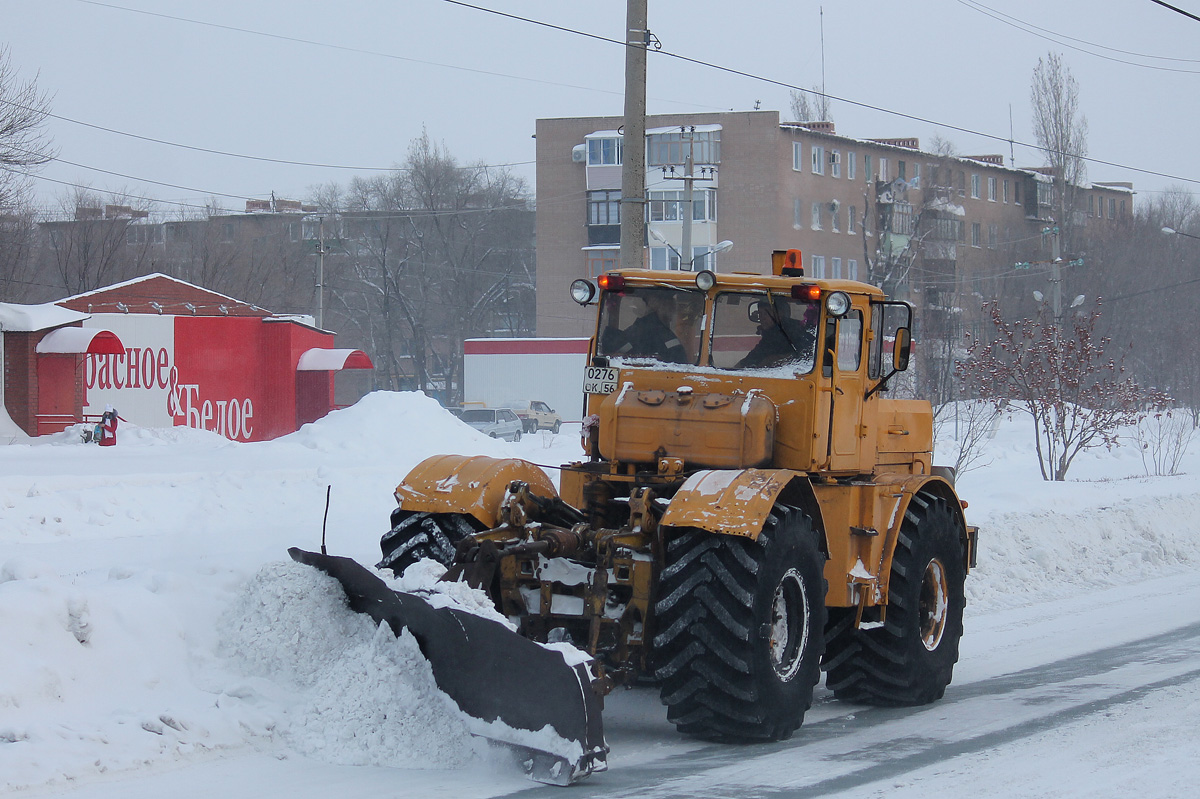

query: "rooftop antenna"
left=1009, top=104, right=1016, bottom=166
left=820, top=7, right=827, bottom=120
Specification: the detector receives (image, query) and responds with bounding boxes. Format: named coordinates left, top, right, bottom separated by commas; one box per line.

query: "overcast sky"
left=5, top=0, right=1198, bottom=216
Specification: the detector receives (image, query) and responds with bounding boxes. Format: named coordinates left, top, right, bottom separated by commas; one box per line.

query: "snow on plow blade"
left=287, top=548, right=607, bottom=785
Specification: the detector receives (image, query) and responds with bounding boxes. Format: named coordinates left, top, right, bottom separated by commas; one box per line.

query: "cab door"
left=827, top=307, right=866, bottom=471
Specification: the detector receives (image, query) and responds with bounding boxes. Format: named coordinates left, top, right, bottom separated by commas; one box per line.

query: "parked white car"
left=458, top=407, right=523, bottom=441
left=503, top=400, right=563, bottom=433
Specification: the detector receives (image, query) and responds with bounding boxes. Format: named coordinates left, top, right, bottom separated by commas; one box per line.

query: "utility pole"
left=619, top=0, right=648, bottom=271
left=661, top=127, right=715, bottom=270
left=315, top=215, right=327, bottom=329
left=1047, top=224, right=1062, bottom=328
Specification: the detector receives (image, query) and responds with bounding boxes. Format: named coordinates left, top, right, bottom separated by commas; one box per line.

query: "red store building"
left=1, top=273, right=371, bottom=440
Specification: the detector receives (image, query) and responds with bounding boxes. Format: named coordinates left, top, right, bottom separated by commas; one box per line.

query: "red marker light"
left=792, top=284, right=821, bottom=301
left=598, top=273, right=626, bottom=291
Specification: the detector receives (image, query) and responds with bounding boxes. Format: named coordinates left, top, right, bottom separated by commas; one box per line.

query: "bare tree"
left=958, top=300, right=1168, bottom=481
left=788, top=87, right=833, bottom=123
left=41, top=188, right=157, bottom=295
left=318, top=131, right=534, bottom=402
left=1031, top=53, right=1088, bottom=246
left=0, top=46, right=54, bottom=212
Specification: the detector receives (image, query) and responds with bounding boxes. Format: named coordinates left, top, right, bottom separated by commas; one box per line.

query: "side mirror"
left=893, top=327, right=912, bottom=371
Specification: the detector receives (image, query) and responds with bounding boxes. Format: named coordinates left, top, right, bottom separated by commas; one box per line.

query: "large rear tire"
left=653, top=505, right=826, bottom=741
left=376, top=510, right=482, bottom=575
left=822, top=492, right=966, bottom=706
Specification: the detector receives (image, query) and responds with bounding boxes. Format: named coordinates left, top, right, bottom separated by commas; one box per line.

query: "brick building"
left=534, top=110, right=1133, bottom=338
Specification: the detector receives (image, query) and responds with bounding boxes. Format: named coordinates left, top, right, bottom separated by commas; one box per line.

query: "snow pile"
left=0, top=388, right=1197, bottom=795
left=221, top=561, right=478, bottom=768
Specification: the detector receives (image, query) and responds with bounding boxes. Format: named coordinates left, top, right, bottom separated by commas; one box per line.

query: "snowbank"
left=0, top=389, right=1196, bottom=793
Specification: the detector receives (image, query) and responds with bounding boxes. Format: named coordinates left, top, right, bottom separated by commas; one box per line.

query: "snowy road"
left=4, top=395, right=1199, bottom=798
left=16, top=571, right=1199, bottom=799
left=508, top=570, right=1200, bottom=799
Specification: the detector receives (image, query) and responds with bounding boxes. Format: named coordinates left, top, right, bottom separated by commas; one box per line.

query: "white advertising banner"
left=83, top=314, right=176, bottom=427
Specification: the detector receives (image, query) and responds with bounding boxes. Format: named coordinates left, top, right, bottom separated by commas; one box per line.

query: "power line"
left=70, top=0, right=726, bottom=113
left=439, top=0, right=1200, bottom=187
left=958, top=0, right=1200, bottom=71
left=0, top=96, right=534, bottom=173
left=1149, top=0, right=1200, bottom=24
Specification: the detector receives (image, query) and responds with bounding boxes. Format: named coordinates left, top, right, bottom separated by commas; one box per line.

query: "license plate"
left=583, top=366, right=619, bottom=395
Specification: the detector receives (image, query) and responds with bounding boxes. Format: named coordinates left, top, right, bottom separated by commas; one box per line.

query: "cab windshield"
left=597, top=286, right=706, bottom=365
left=709, top=292, right=819, bottom=372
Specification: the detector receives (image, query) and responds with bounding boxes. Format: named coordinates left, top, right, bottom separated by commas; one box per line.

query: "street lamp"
left=1162, top=226, right=1200, bottom=240
left=647, top=229, right=733, bottom=271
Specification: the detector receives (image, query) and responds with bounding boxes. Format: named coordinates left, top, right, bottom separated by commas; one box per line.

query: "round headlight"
left=825, top=291, right=851, bottom=317
left=694, top=269, right=716, bottom=291
left=570, top=279, right=597, bottom=305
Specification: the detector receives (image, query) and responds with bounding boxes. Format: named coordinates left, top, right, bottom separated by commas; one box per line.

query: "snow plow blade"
left=287, top=548, right=607, bottom=784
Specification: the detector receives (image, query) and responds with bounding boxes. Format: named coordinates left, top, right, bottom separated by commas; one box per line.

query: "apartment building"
left=534, top=110, right=1132, bottom=337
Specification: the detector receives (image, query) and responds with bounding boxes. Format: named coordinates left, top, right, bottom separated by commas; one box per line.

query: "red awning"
left=35, top=327, right=125, bottom=356
left=296, top=348, right=374, bottom=371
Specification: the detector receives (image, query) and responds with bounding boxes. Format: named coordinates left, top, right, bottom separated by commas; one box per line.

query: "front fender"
left=395, top=454, right=559, bottom=529
left=661, top=469, right=808, bottom=539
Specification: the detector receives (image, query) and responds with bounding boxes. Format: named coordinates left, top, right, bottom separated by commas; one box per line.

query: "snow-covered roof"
left=296, top=348, right=373, bottom=371
left=56, top=272, right=247, bottom=306
left=0, top=302, right=89, bottom=333
left=34, top=327, right=125, bottom=355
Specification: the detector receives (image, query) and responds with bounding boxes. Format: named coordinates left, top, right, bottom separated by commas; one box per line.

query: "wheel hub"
left=919, top=558, right=949, bottom=651
left=769, top=568, right=809, bottom=681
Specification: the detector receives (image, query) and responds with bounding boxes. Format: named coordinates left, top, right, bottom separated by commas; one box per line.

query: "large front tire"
left=653, top=505, right=826, bottom=741
left=376, top=510, right=482, bottom=575
left=823, top=493, right=966, bottom=706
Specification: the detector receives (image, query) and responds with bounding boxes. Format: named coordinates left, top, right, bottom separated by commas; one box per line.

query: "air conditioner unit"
left=572, top=144, right=587, bottom=163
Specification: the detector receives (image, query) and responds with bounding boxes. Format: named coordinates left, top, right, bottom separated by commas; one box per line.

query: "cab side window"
left=837, top=311, right=863, bottom=372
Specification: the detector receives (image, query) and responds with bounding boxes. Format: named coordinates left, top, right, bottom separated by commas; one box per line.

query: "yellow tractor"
left=378, top=251, right=978, bottom=742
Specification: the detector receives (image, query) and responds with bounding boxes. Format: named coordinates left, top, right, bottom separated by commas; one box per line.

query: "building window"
left=1003, top=179, right=1010, bottom=203
left=971, top=174, right=981, bottom=199
left=910, top=162, right=921, bottom=188
left=831, top=256, right=842, bottom=278
left=792, top=142, right=804, bottom=171
left=587, top=137, right=622, bottom=166
left=811, top=145, right=825, bottom=175
left=586, top=248, right=618, bottom=277
left=898, top=161, right=907, bottom=181
left=1120, top=199, right=1126, bottom=218
left=811, top=255, right=826, bottom=278
left=648, top=189, right=716, bottom=222
left=692, top=246, right=718, bottom=271
left=588, top=190, right=621, bottom=225
left=847, top=151, right=857, bottom=180
left=648, top=191, right=684, bottom=222
left=879, top=158, right=888, bottom=182
left=848, top=258, right=859, bottom=280
left=1014, top=181, right=1022, bottom=205
left=864, top=155, right=872, bottom=183
left=1110, top=198, right=1117, bottom=218
left=831, top=202, right=841, bottom=232
left=988, top=223, right=998, bottom=248
left=831, top=150, right=841, bottom=178
left=649, top=246, right=681, bottom=270
left=794, top=198, right=803, bottom=228
left=647, top=130, right=721, bottom=166
left=971, top=222, right=981, bottom=247
left=1088, top=194, right=1095, bottom=217
left=957, top=171, right=966, bottom=196
left=987, top=176, right=997, bottom=201
left=848, top=205, right=857, bottom=234
left=811, top=202, right=823, bottom=230
left=221, top=222, right=234, bottom=243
